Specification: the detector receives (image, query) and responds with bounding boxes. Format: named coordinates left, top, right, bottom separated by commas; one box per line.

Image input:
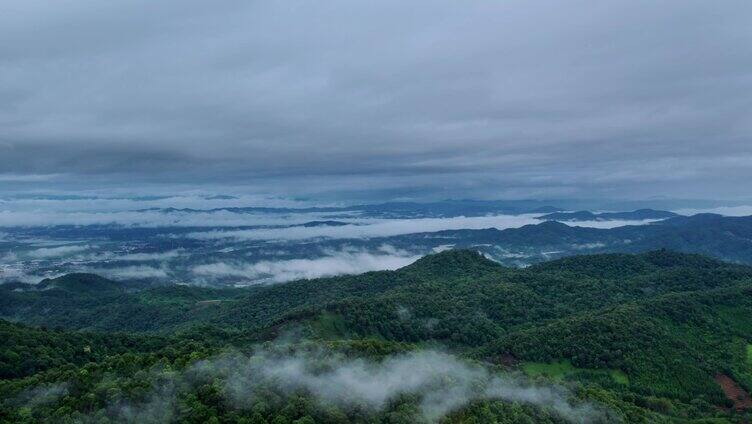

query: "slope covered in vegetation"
left=2, top=250, right=752, bottom=422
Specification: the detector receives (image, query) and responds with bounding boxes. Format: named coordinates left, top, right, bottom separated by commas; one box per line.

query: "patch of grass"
left=522, top=359, right=577, bottom=379
left=309, top=312, right=350, bottom=339
left=610, top=369, right=630, bottom=385
left=521, top=359, right=628, bottom=385
left=747, top=344, right=752, bottom=367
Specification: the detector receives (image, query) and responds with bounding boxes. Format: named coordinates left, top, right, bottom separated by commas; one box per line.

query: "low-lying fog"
left=1, top=194, right=746, bottom=286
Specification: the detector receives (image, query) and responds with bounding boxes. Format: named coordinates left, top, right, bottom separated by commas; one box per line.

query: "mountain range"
left=2, top=249, right=752, bottom=422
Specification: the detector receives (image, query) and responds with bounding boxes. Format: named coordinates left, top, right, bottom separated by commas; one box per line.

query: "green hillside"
left=36, top=273, right=124, bottom=294
left=2, top=250, right=752, bottom=423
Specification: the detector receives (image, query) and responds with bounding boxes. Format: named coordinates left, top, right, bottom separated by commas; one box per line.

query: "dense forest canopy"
left=2, top=249, right=752, bottom=422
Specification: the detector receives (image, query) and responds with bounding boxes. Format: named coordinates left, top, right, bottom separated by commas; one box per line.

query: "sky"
left=1, top=0, right=751, bottom=201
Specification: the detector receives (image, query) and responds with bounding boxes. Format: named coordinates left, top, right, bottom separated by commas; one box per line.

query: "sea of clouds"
left=1, top=193, right=724, bottom=286
left=191, top=245, right=421, bottom=284
left=186, top=214, right=542, bottom=241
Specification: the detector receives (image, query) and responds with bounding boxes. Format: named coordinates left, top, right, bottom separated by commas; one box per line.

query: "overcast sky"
left=1, top=0, right=751, bottom=201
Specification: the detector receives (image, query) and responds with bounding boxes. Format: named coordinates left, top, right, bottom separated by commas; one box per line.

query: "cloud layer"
left=1, top=0, right=751, bottom=199
left=192, top=246, right=420, bottom=284
left=26, top=244, right=90, bottom=259
left=187, top=215, right=542, bottom=241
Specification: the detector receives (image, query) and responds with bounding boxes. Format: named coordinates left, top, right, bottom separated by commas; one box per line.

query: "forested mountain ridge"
left=539, top=209, right=679, bottom=221
left=4, top=249, right=748, bottom=334
left=383, top=213, right=752, bottom=266
left=2, top=250, right=752, bottom=422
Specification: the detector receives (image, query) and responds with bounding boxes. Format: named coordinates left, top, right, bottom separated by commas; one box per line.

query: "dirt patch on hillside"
left=715, top=374, right=752, bottom=411
left=497, top=353, right=518, bottom=367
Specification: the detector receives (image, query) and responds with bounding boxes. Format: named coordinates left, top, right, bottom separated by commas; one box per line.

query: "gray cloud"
left=103, top=347, right=607, bottom=422
left=111, top=250, right=184, bottom=262
left=192, top=245, right=421, bottom=284
left=14, top=383, right=69, bottom=409
left=26, top=244, right=90, bottom=259
left=218, top=349, right=603, bottom=422
left=1, top=0, right=750, bottom=199
left=85, top=265, right=170, bottom=280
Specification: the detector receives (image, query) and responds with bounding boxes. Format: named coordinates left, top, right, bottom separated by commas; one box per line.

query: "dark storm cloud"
left=1, top=0, right=751, bottom=198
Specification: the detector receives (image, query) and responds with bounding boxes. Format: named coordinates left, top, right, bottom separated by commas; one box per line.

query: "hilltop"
left=540, top=209, right=679, bottom=222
